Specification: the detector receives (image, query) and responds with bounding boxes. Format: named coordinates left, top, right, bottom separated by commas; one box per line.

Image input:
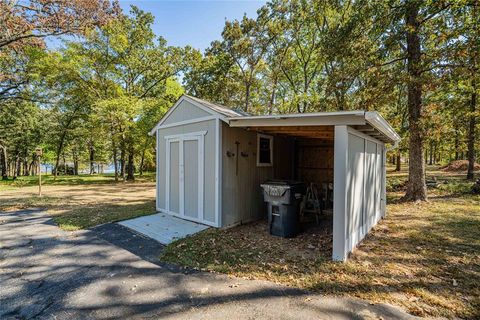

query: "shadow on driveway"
left=0, top=209, right=417, bottom=319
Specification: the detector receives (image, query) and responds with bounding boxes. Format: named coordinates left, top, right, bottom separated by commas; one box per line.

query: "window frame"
left=256, top=133, right=274, bottom=167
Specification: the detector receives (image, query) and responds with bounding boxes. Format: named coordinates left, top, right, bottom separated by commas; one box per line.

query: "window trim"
left=256, top=133, right=273, bottom=167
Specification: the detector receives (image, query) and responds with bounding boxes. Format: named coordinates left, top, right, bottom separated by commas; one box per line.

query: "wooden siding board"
left=295, top=139, right=334, bottom=187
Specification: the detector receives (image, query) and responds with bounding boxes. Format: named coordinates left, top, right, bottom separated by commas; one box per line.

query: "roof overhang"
left=227, top=111, right=400, bottom=144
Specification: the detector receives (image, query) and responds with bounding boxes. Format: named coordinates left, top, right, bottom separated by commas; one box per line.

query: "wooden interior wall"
left=295, top=138, right=334, bottom=187
left=273, top=136, right=295, bottom=180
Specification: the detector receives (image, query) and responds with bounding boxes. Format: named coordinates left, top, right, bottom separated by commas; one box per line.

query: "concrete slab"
left=118, top=213, right=209, bottom=244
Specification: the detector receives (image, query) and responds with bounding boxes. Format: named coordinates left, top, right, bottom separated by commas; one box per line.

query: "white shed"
left=150, top=95, right=400, bottom=261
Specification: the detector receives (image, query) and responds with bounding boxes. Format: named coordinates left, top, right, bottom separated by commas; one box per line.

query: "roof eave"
left=365, top=111, right=401, bottom=143
left=227, top=112, right=367, bottom=127
left=227, top=111, right=401, bottom=144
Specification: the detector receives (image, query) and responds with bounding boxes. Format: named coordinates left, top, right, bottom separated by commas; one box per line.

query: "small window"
left=257, top=134, right=273, bottom=167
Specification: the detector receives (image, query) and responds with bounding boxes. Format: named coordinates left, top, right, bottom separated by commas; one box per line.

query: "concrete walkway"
left=0, top=209, right=418, bottom=320
left=118, top=213, right=209, bottom=244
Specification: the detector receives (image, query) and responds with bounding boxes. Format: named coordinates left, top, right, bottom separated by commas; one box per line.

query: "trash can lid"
left=261, top=180, right=305, bottom=187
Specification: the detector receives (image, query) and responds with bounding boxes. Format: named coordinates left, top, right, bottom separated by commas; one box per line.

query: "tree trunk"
left=29, top=160, right=34, bottom=176
left=268, top=78, right=277, bottom=115
left=72, top=150, right=79, bottom=175
left=244, top=82, right=251, bottom=112
left=54, top=132, right=68, bottom=179
left=126, top=147, right=135, bottom=181
left=467, top=82, right=477, bottom=180
left=120, top=143, right=126, bottom=182
left=112, top=140, right=118, bottom=182
left=139, top=136, right=152, bottom=176
left=110, top=125, right=119, bottom=182
left=14, top=155, right=20, bottom=178
left=89, top=142, right=95, bottom=174
left=62, top=151, right=67, bottom=175
left=454, top=128, right=459, bottom=160
left=0, top=144, right=7, bottom=180
left=429, top=141, right=433, bottom=165
left=396, top=150, right=401, bottom=172
left=403, top=0, right=427, bottom=201
left=23, top=157, right=29, bottom=176
left=139, top=151, right=145, bottom=176
left=467, top=2, right=478, bottom=180
left=126, top=133, right=135, bottom=181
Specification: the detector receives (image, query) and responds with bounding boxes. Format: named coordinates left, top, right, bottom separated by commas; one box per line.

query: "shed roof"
left=227, top=111, right=400, bottom=143
left=150, top=95, right=400, bottom=143
left=184, top=95, right=245, bottom=118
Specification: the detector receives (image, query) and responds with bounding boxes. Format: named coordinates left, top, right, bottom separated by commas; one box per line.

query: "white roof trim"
left=228, top=110, right=365, bottom=121
left=365, top=111, right=401, bottom=143
left=149, top=95, right=243, bottom=135
left=227, top=112, right=366, bottom=128
left=227, top=111, right=400, bottom=144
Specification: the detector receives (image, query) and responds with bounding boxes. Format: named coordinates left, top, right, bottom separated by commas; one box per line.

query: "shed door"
left=165, top=134, right=204, bottom=223
left=168, top=141, right=180, bottom=214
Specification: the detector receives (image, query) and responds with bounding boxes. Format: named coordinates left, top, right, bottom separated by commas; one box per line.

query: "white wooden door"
left=165, top=133, right=205, bottom=223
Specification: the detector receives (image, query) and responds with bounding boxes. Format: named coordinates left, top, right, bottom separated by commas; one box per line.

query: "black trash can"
left=260, top=180, right=305, bottom=238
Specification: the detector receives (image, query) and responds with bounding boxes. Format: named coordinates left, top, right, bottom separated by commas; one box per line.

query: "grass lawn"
left=161, top=166, right=480, bottom=319
left=0, top=172, right=155, bottom=191
left=0, top=173, right=156, bottom=230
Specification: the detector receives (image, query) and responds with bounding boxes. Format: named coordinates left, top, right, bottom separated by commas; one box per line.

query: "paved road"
left=0, top=209, right=418, bottom=320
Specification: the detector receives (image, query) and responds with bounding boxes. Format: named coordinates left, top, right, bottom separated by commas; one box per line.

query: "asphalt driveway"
left=0, top=209, right=417, bottom=319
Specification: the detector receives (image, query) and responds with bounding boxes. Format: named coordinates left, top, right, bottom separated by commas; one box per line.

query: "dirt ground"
left=0, top=182, right=156, bottom=230
left=0, top=183, right=155, bottom=207
left=0, top=208, right=416, bottom=320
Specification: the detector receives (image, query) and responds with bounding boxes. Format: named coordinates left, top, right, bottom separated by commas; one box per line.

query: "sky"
left=118, top=0, right=266, bottom=52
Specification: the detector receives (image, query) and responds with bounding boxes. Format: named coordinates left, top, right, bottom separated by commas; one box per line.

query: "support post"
left=333, top=126, right=348, bottom=261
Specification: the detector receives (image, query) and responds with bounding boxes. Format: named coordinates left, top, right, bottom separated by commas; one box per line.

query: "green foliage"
left=0, top=0, right=478, bottom=187
left=182, top=0, right=478, bottom=188
left=0, top=4, right=192, bottom=180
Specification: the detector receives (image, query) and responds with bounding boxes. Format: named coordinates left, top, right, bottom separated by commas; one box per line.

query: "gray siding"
left=221, top=124, right=277, bottom=227
left=184, top=139, right=199, bottom=219
left=169, top=141, right=180, bottom=213
left=345, top=128, right=385, bottom=254
left=157, top=119, right=217, bottom=225
left=162, top=100, right=211, bottom=125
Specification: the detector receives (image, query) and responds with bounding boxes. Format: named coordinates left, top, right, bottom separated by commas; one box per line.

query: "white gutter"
left=227, top=112, right=366, bottom=128
left=365, top=111, right=401, bottom=148
left=228, top=110, right=365, bottom=121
